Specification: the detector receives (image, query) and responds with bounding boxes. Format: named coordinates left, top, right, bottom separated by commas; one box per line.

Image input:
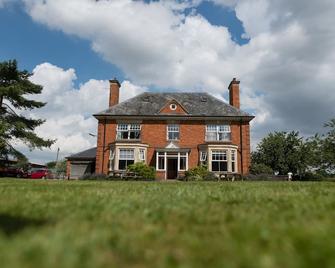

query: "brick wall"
left=95, top=119, right=251, bottom=176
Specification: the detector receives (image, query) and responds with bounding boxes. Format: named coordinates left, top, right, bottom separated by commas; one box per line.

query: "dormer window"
left=206, top=125, right=231, bottom=142
left=117, top=124, right=141, bottom=140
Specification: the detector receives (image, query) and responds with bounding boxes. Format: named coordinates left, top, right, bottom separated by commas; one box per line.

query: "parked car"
left=30, top=168, right=50, bottom=179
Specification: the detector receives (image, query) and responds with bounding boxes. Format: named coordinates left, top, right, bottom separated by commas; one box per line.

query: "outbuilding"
left=66, top=147, right=96, bottom=179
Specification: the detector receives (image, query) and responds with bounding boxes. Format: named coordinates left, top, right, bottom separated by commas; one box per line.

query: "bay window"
left=117, top=124, right=140, bottom=140
left=206, top=125, right=231, bottom=141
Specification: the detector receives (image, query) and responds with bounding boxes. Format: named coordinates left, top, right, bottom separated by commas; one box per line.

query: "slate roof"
left=66, top=147, right=96, bottom=160
left=94, top=92, right=253, bottom=118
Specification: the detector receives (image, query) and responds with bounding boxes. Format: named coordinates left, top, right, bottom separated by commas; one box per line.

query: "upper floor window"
left=206, top=125, right=231, bottom=142
left=167, top=124, right=179, bottom=140
left=117, top=124, right=140, bottom=140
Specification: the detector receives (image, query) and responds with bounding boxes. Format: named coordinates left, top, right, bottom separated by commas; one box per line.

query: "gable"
left=158, top=99, right=188, bottom=115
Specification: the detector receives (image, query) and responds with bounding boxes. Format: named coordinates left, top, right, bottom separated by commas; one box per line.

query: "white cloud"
left=9, top=0, right=335, bottom=158
left=16, top=63, right=145, bottom=163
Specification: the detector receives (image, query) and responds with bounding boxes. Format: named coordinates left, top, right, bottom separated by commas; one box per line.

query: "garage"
left=66, top=147, right=96, bottom=179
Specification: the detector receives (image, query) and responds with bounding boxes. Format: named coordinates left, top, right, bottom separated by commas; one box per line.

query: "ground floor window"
left=211, top=150, right=228, bottom=172
left=119, top=149, right=134, bottom=170
left=179, top=153, right=187, bottom=171
left=139, top=149, right=145, bottom=162
left=209, top=148, right=238, bottom=173
left=157, top=152, right=165, bottom=170
left=199, top=151, right=207, bottom=165
left=231, top=150, right=236, bottom=173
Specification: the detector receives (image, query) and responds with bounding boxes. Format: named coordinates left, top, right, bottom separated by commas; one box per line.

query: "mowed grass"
left=0, top=180, right=334, bottom=268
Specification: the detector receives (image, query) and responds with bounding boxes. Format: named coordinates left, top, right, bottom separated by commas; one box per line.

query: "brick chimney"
left=228, top=78, right=240, bottom=109
left=109, top=78, right=120, bottom=108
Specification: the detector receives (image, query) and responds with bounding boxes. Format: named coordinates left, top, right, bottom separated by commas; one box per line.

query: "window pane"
left=158, top=156, right=165, bottom=169
left=212, top=161, right=219, bottom=171
left=117, top=124, right=128, bottom=130
left=219, top=125, right=230, bottom=132
left=129, top=131, right=140, bottom=139
left=180, top=157, right=186, bottom=170
left=139, top=149, right=145, bottom=161
left=206, top=132, right=216, bottom=141
left=119, top=149, right=134, bottom=160
left=231, top=162, right=235, bottom=172
left=168, top=131, right=179, bottom=140
left=119, top=160, right=127, bottom=170
left=220, top=162, right=228, bottom=171
left=206, top=125, right=216, bottom=131
left=200, top=151, right=207, bottom=161
left=130, top=124, right=140, bottom=130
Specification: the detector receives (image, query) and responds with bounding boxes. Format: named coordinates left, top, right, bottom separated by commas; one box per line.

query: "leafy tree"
left=252, top=131, right=310, bottom=175
left=320, top=119, right=335, bottom=171
left=46, top=161, right=57, bottom=169
left=0, top=60, right=54, bottom=160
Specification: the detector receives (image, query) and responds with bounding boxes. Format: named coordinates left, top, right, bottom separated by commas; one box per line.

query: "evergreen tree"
left=0, top=59, right=54, bottom=160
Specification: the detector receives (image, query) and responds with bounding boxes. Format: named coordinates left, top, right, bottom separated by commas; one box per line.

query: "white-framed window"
left=118, top=148, right=134, bottom=170
left=117, top=124, right=141, bottom=140
left=200, top=151, right=207, bottom=164
left=179, top=153, right=187, bottom=171
left=139, top=149, right=145, bottom=162
left=157, top=152, right=165, bottom=170
left=211, top=150, right=228, bottom=172
left=109, top=148, right=115, bottom=171
left=167, top=124, right=180, bottom=140
left=206, top=125, right=231, bottom=141
left=231, top=150, right=236, bottom=173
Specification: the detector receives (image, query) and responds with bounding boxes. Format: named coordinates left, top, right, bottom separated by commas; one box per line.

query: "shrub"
left=250, top=163, right=273, bottom=175
left=127, top=162, right=156, bottom=180
left=185, top=165, right=212, bottom=181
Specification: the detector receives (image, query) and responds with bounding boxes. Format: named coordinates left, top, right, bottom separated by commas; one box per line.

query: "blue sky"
left=0, top=1, right=247, bottom=86
left=1, top=0, right=334, bottom=163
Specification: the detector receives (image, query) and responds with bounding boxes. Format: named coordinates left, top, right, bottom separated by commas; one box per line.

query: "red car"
left=30, top=168, right=50, bottom=179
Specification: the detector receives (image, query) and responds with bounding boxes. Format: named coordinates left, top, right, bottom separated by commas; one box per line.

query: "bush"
left=250, top=163, right=273, bottom=175
left=127, top=162, right=156, bottom=180
left=185, top=165, right=213, bottom=181
left=80, top=173, right=108, bottom=180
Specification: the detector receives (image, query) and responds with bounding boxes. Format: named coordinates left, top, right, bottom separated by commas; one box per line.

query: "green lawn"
left=0, top=179, right=334, bottom=268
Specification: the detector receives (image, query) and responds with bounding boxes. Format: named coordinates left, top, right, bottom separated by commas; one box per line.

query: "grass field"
left=0, top=179, right=334, bottom=268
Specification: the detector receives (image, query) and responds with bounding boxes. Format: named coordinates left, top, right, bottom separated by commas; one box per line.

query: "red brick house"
left=86, top=78, right=253, bottom=180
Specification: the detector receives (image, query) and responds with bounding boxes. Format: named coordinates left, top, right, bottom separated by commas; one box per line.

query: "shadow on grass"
left=0, top=214, right=48, bottom=237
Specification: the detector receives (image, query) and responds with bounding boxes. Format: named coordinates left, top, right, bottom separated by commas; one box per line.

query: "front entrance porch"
left=156, top=149, right=189, bottom=180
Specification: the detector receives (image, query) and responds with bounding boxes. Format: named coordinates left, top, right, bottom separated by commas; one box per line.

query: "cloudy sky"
left=1, top=0, right=334, bottom=164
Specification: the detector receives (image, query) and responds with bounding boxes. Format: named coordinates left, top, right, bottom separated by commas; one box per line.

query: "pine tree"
left=0, top=59, right=54, bottom=160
